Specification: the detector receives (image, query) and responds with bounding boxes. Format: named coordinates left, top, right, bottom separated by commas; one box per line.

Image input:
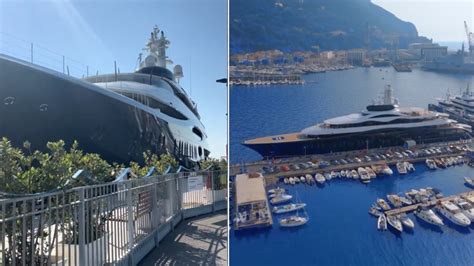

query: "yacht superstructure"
left=429, top=85, right=474, bottom=127
left=244, top=86, right=471, bottom=158
left=0, top=26, right=209, bottom=166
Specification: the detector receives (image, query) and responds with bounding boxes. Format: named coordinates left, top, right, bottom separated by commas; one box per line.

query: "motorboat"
left=351, top=169, right=359, bottom=179
left=387, top=215, right=403, bottom=233
left=453, top=198, right=474, bottom=221
left=377, top=199, right=391, bottom=211
left=414, top=206, right=444, bottom=226
left=405, top=162, right=415, bottom=172
left=279, top=215, right=308, bottom=227
left=435, top=201, right=471, bottom=227
left=268, top=187, right=285, bottom=195
left=396, top=162, right=407, bottom=174
left=273, top=203, right=307, bottom=214
left=399, top=214, right=415, bottom=229
left=340, top=170, right=346, bottom=177
left=306, top=174, right=314, bottom=184
left=369, top=206, right=383, bottom=217
left=289, top=177, right=295, bottom=185
left=377, top=214, right=387, bottom=230
left=398, top=195, right=413, bottom=206
left=300, top=176, right=306, bottom=183
left=464, top=177, right=474, bottom=188
left=315, top=173, right=326, bottom=184
left=283, top=178, right=289, bottom=184
left=381, top=164, right=393, bottom=175
left=270, top=194, right=293, bottom=205
left=358, top=167, right=370, bottom=183
left=387, top=194, right=403, bottom=208
left=366, top=167, right=377, bottom=178
left=426, top=159, right=437, bottom=170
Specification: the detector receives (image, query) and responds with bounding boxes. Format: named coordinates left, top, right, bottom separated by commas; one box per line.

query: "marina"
left=230, top=67, right=474, bottom=265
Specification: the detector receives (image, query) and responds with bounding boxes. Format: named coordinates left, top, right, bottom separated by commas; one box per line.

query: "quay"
left=230, top=141, right=472, bottom=185
left=385, top=191, right=474, bottom=216
left=230, top=74, right=304, bottom=86
left=234, top=173, right=273, bottom=230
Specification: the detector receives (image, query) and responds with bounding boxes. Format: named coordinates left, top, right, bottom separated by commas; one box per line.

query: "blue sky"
left=374, top=0, right=473, bottom=43
left=0, top=0, right=228, bottom=158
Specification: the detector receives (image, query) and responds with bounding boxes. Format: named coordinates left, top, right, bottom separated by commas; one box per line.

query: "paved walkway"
left=138, top=210, right=227, bottom=266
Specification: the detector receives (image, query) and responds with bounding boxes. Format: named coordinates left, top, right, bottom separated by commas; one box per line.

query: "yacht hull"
left=244, top=127, right=471, bottom=159
left=0, top=54, right=177, bottom=164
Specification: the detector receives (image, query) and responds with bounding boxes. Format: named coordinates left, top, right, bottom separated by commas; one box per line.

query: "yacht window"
left=371, top=114, right=400, bottom=118
left=193, top=127, right=204, bottom=140
left=119, top=92, right=188, bottom=120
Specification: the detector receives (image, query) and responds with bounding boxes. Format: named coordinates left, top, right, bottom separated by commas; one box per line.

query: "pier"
left=234, top=173, right=273, bottom=230
left=385, top=191, right=474, bottom=216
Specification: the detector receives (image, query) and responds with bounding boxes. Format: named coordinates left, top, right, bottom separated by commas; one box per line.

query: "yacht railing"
left=0, top=31, right=100, bottom=79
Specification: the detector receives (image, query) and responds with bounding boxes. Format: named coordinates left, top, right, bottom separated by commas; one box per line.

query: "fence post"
left=126, top=182, right=134, bottom=265
left=78, top=188, right=86, bottom=266
left=30, top=43, right=33, bottom=63
left=211, top=171, right=216, bottom=213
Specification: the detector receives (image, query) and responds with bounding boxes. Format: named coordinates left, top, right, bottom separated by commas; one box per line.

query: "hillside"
left=230, top=0, right=430, bottom=53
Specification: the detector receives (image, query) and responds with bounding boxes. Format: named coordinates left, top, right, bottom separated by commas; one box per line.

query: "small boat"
left=381, top=164, right=393, bottom=175
left=294, top=177, right=300, bottom=184
left=386, top=215, right=403, bottom=233
left=396, top=162, right=407, bottom=174
left=279, top=215, right=308, bottom=227
left=345, top=170, right=351, bottom=178
left=324, top=172, right=332, bottom=181
left=414, top=206, right=444, bottom=226
left=366, top=167, right=376, bottom=178
left=289, top=177, right=295, bottom=185
left=387, top=194, right=402, bottom=208
left=398, top=195, right=413, bottom=206
left=435, top=158, right=446, bottom=168
left=399, top=214, right=415, bottom=229
left=306, top=174, right=314, bottom=184
left=300, top=176, right=306, bottom=183
left=369, top=206, right=382, bottom=217
left=358, top=167, right=370, bottom=183
left=464, top=177, right=474, bottom=188
left=340, top=170, right=346, bottom=177
left=315, top=173, right=326, bottom=184
left=377, top=199, right=391, bottom=211
left=351, top=169, right=359, bottom=179
left=405, top=162, right=415, bottom=172
left=283, top=178, right=289, bottom=184
left=273, top=203, right=307, bottom=214
left=425, top=159, right=437, bottom=170
left=435, top=201, right=471, bottom=227
left=377, top=214, right=387, bottom=230
left=270, top=194, right=293, bottom=205
left=268, top=187, right=285, bottom=195
left=453, top=198, right=474, bottom=221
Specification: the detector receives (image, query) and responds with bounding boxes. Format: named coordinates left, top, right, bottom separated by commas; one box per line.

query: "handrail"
left=0, top=31, right=100, bottom=79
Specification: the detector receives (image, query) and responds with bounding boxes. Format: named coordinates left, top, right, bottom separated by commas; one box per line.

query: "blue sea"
left=230, top=67, right=474, bottom=266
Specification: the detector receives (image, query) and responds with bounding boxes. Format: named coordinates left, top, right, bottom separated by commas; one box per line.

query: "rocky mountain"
left=230, top=0, right=430, bottom=53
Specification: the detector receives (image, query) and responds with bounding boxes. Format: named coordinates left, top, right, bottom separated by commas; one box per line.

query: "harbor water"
left=230, top=67, right=474, bottom=265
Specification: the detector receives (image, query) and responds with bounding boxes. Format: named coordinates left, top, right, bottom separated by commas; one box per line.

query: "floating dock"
left=234, top=173, right=273, bottom=230
left=384, top=191, right=474, bottom=216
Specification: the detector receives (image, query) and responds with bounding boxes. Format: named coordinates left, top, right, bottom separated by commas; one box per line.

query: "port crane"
left=464, top=21, right=473, bottom=55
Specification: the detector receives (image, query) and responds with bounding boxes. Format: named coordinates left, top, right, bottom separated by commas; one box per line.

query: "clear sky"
left=0, top=0, right=228, bottom=159
left=373, top=0, right=474, bottom=43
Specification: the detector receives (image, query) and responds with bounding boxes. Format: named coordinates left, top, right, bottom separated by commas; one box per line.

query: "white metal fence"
left=0, top=170, right=227, bottom=265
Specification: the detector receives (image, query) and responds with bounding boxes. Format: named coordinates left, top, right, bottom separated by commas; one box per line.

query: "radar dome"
left=173, top=64, right=183, bottom=79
